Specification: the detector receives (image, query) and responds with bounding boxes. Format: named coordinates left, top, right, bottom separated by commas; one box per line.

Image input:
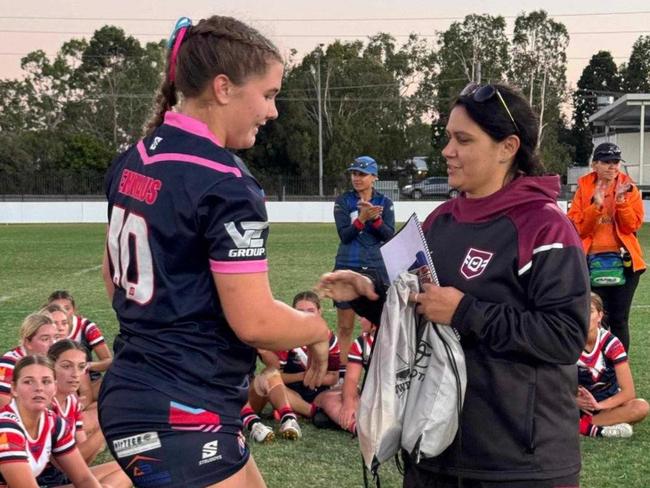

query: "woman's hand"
left=357, top=201, right=376, bottom=223
left=304, top=340, right=330, bottom=389
left=414, top=283, right=464, bottom=325
left=593, top=180, right=608, bottom=207
left=615, top=181, right=631, bottom=203
left=339, top=403, right=356, bottom=431
left=317, top=270, right=379, bottom=303
left=576, top=386, right=599, bottom=413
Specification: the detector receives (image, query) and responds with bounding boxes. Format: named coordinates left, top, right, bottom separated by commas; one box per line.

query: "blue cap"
left=347, top=156, right=378, bottom=176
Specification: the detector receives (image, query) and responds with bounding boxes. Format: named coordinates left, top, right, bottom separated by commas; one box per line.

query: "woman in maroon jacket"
left=319, top=83, right=589, bottom=488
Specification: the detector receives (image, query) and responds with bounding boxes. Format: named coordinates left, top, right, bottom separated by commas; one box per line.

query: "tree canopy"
left=2, top=16, right=650, bottom=193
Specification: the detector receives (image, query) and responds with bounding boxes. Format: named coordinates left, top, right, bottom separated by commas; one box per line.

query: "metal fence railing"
left=0, top=170, right=106, bottom=199
left=0, top=171, right=353, bottom=202
left=0, top=170, right=577, bottom=203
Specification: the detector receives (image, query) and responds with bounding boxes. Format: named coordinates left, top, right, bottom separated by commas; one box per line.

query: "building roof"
left=589, top=94, right=650, bottom=128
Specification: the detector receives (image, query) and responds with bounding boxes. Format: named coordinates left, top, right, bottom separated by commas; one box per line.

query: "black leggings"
left=592, top=267, right=642, bottom=352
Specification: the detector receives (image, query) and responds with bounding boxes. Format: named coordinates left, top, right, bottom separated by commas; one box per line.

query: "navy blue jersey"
left=104, top=111, right=266, bottom=427
left=333, top=189, right=394, bottom=272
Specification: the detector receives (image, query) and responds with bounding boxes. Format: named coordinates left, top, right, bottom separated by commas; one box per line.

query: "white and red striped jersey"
left=51, top=394, right=84, bottom=435
left=68, top=315, right=105, bottom=349
left=578, top=327, right=627, bottom=402
left=0, top=347, right=27, bottom=396
left=0, top=400, right=75, bottom=481
left=275, top=331, right=340, bottom=374
left=347, top=332, right=375, bottom=367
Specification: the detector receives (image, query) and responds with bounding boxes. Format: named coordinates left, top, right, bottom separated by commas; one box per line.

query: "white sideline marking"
left=72, top=265, right=102, bottom=276
left=0, top=296, right=11, bottom=303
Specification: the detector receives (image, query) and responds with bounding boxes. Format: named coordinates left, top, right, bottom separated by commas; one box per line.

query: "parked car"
left=401, top=176, right=458, bottom=199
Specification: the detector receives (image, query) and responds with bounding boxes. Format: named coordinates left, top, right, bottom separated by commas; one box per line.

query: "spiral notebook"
left=380, top=213, right=439, bottom=286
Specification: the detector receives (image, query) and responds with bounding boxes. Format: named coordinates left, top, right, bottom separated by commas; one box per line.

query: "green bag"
left=588, top=252, right=626, bottom=287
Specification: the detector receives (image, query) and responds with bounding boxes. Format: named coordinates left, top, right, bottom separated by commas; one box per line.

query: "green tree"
left=572, top=51, right=620, bottom=165
left=73, top=26, right=165, bottom=151
left=509, top=10, right=571, bottom=175
left=0, top=25, right=166, bottom=186
left=432, top=14, right=510, bottom=168
left=245, top=35, right=437, bottom=191
left=436, top=14, right=510, bottom=115
left=620, top=35, right=650, bottom=93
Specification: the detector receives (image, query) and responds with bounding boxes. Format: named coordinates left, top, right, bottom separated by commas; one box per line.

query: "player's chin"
left=229, top=135, right=257, bottom=150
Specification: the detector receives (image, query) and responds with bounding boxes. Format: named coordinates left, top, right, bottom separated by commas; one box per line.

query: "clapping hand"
left=615, top=181, right=631, bottom=203
left=358, top=201, right=382, bottom=223
left=593, top=180, right=608, bottom=207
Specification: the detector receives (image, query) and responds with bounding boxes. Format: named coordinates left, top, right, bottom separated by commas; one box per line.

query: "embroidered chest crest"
left=460, top=248, right=494, bottom=279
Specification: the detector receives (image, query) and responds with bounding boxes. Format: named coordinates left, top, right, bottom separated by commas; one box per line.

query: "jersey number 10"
left=107, top=206, right=154, bottom=305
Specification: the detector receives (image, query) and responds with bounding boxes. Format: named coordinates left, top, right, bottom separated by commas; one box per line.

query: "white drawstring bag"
left=357, top=272, right=419, bottom=472
left=357, top=272, right=467, bottom=474
left=401, top=318, right=466, bottom=461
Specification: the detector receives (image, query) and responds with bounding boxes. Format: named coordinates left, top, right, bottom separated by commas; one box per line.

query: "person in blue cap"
left=332, top=156, right=394, bottom=372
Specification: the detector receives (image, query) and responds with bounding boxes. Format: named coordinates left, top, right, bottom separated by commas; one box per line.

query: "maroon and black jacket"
left=354, top=175, right=589, bottom=481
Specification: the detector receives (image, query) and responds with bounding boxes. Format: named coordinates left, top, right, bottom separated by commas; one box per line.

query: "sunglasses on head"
left=351, top=160, right=372, bottom=169
left=460, top=83, right=520, bottom=134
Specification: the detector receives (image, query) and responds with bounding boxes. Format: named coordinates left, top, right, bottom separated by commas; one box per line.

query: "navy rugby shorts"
left=98, top=371, right=249, bottom=488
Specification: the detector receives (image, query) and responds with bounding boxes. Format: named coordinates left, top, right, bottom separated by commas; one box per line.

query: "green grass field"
left=0, top=223, right=649, bottom=488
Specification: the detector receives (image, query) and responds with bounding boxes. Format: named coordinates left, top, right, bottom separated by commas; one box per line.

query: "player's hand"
left=303, top=340, right=329, bottom=389
left=317, top=270, right=379, bottom=303
left=414, top=283, right=464, bottom=325
left=339, top=403, right=356, bottom=432
left=78, top=395, right=88, bottom=411
left=576, top=386, right=599, bottom=412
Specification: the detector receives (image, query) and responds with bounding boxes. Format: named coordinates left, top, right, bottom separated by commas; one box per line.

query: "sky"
left=1, top=0, right=650, bottom=88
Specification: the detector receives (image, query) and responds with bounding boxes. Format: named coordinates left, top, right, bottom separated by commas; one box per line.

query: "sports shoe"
left=601, top=423, right=633, bottom=438
left=279, top=417, right=302, bottom=440
left=249, top=422, right=275, bottom=443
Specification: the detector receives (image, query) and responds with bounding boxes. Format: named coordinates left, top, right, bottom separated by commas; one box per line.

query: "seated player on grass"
left=35, top=340, right=130, bottom=487
left=269, top=292, right=340, bottom=420
left=577, top=293, right=649, bottom=438
left=0, top=313, right=57, bottom=409
left=39, top=304, right=70, bottom=341
left=313, top=317, right=376, bottom=433
left=47, top=290, right=113, bottom=403
left=0, top=355, right=103, bottom=488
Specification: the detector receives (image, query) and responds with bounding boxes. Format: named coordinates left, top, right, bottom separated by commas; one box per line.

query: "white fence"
left=3, top=200, right=648, bottom=225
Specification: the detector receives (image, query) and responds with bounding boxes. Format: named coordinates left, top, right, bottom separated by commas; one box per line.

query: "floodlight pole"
left=316, top=46, right=324, bottom=197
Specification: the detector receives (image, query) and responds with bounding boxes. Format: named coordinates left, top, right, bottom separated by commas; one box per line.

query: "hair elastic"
left=167, top=17, right=192, bottom=83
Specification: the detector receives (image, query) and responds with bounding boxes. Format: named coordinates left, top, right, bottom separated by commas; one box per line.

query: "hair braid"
left=143, top=76, right=178, bottom=136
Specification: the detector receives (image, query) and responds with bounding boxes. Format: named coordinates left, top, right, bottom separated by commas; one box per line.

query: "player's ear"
left=212, top=74, right=233, bottom=105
